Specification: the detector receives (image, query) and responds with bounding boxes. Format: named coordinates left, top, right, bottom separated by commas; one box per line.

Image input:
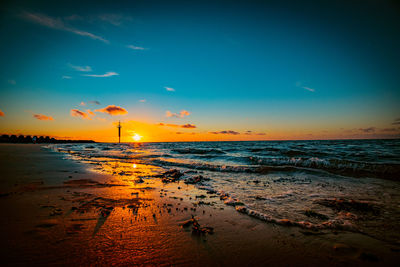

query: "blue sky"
left=0, top=0, right=399, bottom=141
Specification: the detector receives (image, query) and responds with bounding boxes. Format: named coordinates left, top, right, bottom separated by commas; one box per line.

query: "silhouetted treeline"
left=0, top=134, right=95, bottom=144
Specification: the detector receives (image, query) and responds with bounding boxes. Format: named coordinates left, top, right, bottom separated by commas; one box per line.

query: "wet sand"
left=0, top=144, right=399, bottom=266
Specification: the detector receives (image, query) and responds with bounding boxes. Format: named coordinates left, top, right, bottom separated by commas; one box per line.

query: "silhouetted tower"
left=117, top=121, right=122, bottom=143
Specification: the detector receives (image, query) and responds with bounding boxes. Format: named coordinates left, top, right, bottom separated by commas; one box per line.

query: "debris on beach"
left=155, top=169, right=184, bottom=183
left=219, top=192, right=244, bottom=207
left=50, top=208, right=63, bottom=216
left=184, top=175, right=210, bottom=185
left=180, top=215, right=214, bottom=235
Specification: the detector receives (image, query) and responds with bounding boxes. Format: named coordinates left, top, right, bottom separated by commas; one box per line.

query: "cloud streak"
left=70, top=109, right=91, bottom=119
left=158, top=123, right=196, bottom=128
left=127, top=44, right=146, bottom=50
left=68, top=64, right=92, bottom=72
left=22, top=12, right=109, bottom=43
left=181, top=124, right=196, bottom=128
left=95, top=105, right=127, bottom=115
left=165, top=87, right=175, bottom=92
left=392, top=118, right=400, bottom=125
left=302, top=86, right=315, bottom=92
left=0, top=109, right=4, bottom=117
left=358, top=127, right=376, bottom=133
left=33, top=114, right=54, bottom=121
left=80, top=101, right=101, bottom=106
left=296, top=81, right=315, bottom=92
left=244, top=130, right=266, bottom=135
left=83, top=72, right=119, bottom=78
left=165, top=110, right=190, bottom=118
left=98, top=14, right=132, bottom=26
left=382, top=128, right=397, bottom=132
left=210, top=130, right=240, bottom=135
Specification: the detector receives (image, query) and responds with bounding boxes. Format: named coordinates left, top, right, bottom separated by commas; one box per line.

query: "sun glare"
left=132, top=133, right=142, bottom=142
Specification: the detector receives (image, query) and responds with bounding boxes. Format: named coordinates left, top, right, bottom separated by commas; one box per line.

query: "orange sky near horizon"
left=1, top=117, right=399, bottom=143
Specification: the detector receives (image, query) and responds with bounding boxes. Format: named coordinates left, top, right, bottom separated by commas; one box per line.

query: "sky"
left=0, top=0, right=399, bottom=142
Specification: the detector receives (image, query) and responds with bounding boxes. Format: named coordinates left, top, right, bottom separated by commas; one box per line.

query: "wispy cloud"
left=392, top=118, right=400, bottom=125
left=8, top=80, right=16, bottom=85
left=382, top=128, right=397, bottom=132
left=0, top=109, right=4, bottom=117
left=158, top=123, right=196, bottom=128
left=22, top=12, right=109, bottom=43
left=181, top=124, right=196, bottom=128
left=358, top=127, right=376, bottom=133
left=70, top=109, right=91, bottom=119
left=166, top=110, right=190, bottom=118
left=98, top=14, right=132, bottom=26
left=95, top=105, right=127, bottom=115
left=302, top=86, right=315, bottom=92
left=139, top=99, right=146, bottom=103
left=165, top=87, right=175, bottom=92
left=127, top=44, right=146, bottom=50
left=33, top=114, right=54, bottom=121
left=62, top=75, right=72, bottom=79
left=210, top=130, right=240, bottom=135
left=296, top=81, right=315, bottom=92
left=80, top=101, right=101, bottom=106
left=68, top=63, right=92, bottom=72
left=83, top=72, right=119, bottom=78
left=244, top=130, right=266, bottom=135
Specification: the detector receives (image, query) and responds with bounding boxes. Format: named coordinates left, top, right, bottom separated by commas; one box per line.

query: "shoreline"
left=0, top=144, right=399, bottom=266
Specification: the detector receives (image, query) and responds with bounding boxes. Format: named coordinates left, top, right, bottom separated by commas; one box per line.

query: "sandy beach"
left=0, top=143, right=398, bottom=266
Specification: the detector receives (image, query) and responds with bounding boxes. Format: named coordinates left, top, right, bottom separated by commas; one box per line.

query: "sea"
left=49, top=139, right=400, bottom=244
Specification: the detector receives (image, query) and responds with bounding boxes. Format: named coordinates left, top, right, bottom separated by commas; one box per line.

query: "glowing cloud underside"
left=95, top=105, right=128, bottom=115
left=33, top=114, right=54, bottom=121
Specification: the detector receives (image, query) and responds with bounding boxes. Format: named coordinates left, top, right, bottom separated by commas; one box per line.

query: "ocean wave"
left=150, top=159, right=254, bottom=173
left=50, top=140, right=400, bottom=180
left=172, top=148, right=225, bottom=155
left=147, top=156, right=400, bottom=179
left=249, top=156, right=400, bottom=179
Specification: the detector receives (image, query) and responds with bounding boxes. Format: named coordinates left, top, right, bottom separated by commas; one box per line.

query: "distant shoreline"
left=0, top=134, right=95, bottom=144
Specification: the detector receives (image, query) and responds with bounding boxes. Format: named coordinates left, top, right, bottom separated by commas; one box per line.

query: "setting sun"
left=132, top=133, right=142, bottom=142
